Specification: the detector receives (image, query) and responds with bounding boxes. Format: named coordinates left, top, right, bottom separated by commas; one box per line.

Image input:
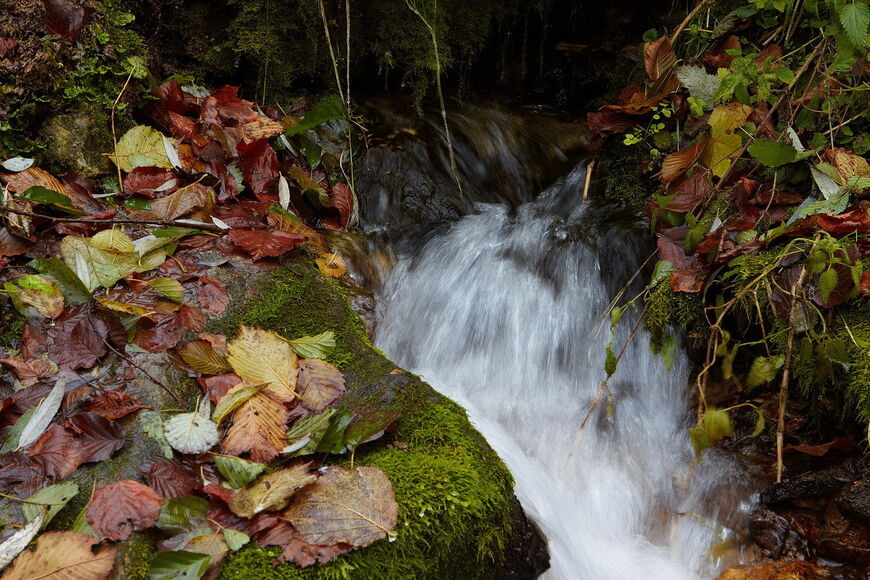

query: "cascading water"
left=370, top=157, right=754, bottom=578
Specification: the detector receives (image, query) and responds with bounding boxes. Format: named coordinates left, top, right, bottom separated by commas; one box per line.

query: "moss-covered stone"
left=210, top=259, right=546, bottom=578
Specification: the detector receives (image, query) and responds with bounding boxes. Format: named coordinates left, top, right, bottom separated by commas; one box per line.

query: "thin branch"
left=0, top=207, right=227, bottom=232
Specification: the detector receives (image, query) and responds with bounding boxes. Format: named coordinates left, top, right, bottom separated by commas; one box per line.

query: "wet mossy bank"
left=209, top=260, right=549, bottom=579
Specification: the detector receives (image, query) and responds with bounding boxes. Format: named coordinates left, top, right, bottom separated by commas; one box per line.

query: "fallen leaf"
left=0, top=511, right=45, bottom=571
left=587, top=111, right=636, bottom=136
left=163, top=411, right=219, bottom=455
left=288, top=331, right=336, bottom=359
left=86, top=480, right=162, bottom=540
left=644, top=36, right=676, bottom=82
left=229, top=464, right=316, bottom=518
left=0, top=356, right=54, bottom=388
left=226, top=326, right=298, bottom=399
left=17, top=377, right=65, bottom=450
left=228, top=229, right=306, bottom=260
left=122, top=167, right=177, bottom=198
left=784, top=435, right=854, bottom=457
left=660, top=141, right=706, bottom=183
left=197, top=278, right=230, bottom=314
left=136, top=182, right=216, bottom=222
left=316, top=253, right=347, bottom=278
left=2, top=531, right=115, bottom=580
left=179, top=340, right=231, bottom=374
left=142, top=457, right=200, bottom=499
left=237, top=139, right=279, bottom=199
left=221, top=389, right=290, bottom=464
left=212, top=383, right=265, bottom=424
left=817, top=202, right=870, bottom=233
left=665, top=172, right=713, bottom=212
left=43, top=0, right=91, bottom=42
left=148, top=550, right=210, bottom=580
left=296, top=359, right=345, bottom=413
left=21, top=481, right=79, bottom=529
left=111, top=126, right=173, bottom=173
left=83, top=389, right=149, bottom=419
left=213, top=455, right=267, bottom=491
left=284, top=466, right=398, bottom=548
left=255, top=521, right=352, bottom=567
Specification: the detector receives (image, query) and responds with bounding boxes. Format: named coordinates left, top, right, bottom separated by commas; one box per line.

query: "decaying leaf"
left=297, top=359, right=346, bottom=413
left=228, top=229, right=306, bottom=260
left=0, top=511, right=45, bottom=571
left=221, top=389, right=290, bottom=463
left=213, top=454, right=268, bottom=490
left=284, top=466, right=398, bottom=548
left=229, top=463, right=316, bottom=518
left=660, top=141, right=707, bottom=183
left=2, top=531, right=116, bottom=580
left=86, top=480, right=162, bottom=541
left=316, top=253, right=347, bottom=278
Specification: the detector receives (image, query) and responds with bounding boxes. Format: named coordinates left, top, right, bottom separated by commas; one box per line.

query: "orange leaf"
left=644, top=36, right=676, bottom=82
left=660, top=141, right=707, bottom=183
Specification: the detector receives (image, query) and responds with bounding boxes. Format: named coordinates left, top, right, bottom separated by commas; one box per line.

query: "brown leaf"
left=180, top=340, right=231, bottom=375
left=297, top=359, right=346, bottom=413
left=328, top=183, right=353, bottom=230
left=660, top=141, right=707, bottom=183
left=142, top=457, right=199, bottom=499
left=267, top=213, right=327, bottom=254
left=2, top=167, right=65, bottom=195
left=0, top=356, right=54, bottom=388
left=136, top=182, right=215, bottom=222
left=861, top=271, right=870, bottom=296
left=40, top=307, right=126, bottom=370
left=0, top=228, right=33, bottom=256
left=241, top=117, right=286, bottom=141
left=644, top=36, right=676, bottom=82
left=2, top=531, right=116, bottom=579
left=179, top=303, right=208, bottom=332
left=0, top=452, right=46, bottom=496
left=665, top=172, right=714, bottom=212
left=221, top=389, right=290, bottom=464
left=122, top=167, right=177, bottom=199
left=228, top=229, right=306, bottom=261
left=315, top=253, right=347, bottom=278
left=133, top=311, right=183, bottom=352
left=703, top=35, right=740, bottom=69
left=817, top=201, right=870, bottom=233
left=28, top=413, right=125, bottom=479
left=670, top=268, right=708, bottom=293
left=783, top=435, right=854, bottom=457
left=86, top=480, right=162, bottom=540
left=587, top=111, right=637, bottom=136
left=256, top=522, right=352, bottom=567
left=28, top=426, right=86, bottom=479
left=229, top=464, right=316, bottom=518
left=197, top=278, right=230, bottom=314
left=284, top=466, right=398, bottom=548
left=83, top=389, right=149, bottom=419
left=237, top=139, right=279, bottom=199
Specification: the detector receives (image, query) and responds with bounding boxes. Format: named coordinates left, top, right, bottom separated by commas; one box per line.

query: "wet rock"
left=760, top=459, right=866, bottom=505
left=836, top=476, right=870, bottom=527
left=716, top=560, right=861, bottom=580
left=748, top=507, right=808, bottom=559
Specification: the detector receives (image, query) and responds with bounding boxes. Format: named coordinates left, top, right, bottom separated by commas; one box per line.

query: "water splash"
left=374, top=164, right=752, bottom=579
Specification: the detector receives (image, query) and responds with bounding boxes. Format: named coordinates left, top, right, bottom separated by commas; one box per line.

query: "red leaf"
left=861, top=272, right=870, bottom=296
left=703, top=35, right=740, bottom=69
left=200, top=86, right=259, bottom=125
left=134, top=312, right=183, bottom=352
left=43, top=0, right=91, bottom=42
left=656, top=226, right=693, bottom=268
left=87, top=480, right=162, bottom=541
left=329, top=183, right=353, bottom=230
left=168, top=112, right=198, bottom=143
left=783, top=435, right=853, bottom=457
left=665, top=172, right=713, bottom=212
left=142, top=457, right=199, bottom=499
left=28, top=426, right=86, bottom=479
left=0, top=356, right=54, bottom=388
left=0, top=227, right=33, bottom=256
left=179, top=304, right=208, bottom=332
left=228, top=229, right=306, bottom=260
left=122, top=167, right=177, bottom=199
left=83, top=389, right=150, bottom=419
left=237, top=139, right=279, bottom=199
left=0, top=452, right=46, bottom=496
left=64, top=412, right=126, bottom=462
left=670, top=268, right=708, bottom=293
left=198, top=373, right=242, bottom=404
left=587, top=111, right=636, bottom=136
left=817, top=202, right=870, bottom=234
left=157, top=81, right=201, bottom=115
left=37, top=307, right=127, bottom=370
left=257, top=521, right=353, bottom=567
left=197, top=278, right=230, bottom=314
left=660, top=141, right=706, bottom=183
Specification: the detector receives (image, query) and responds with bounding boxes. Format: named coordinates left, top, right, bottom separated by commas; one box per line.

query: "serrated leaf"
left=140, top=410, right=173, bottom=458
left=297, top=358, right=346, bottom=412
left=28, top=257, right=90, bottom=304
left=221, top=389, right=289, bottom=463
left=61, top=236, right=138, bottom=292
left=149, top=550, right=210, bottom=580
left=702, top=133, right=743, bottom=178
left=17, top=377, right=65, bottom=450
left=747, top=355, right=786, bottom=388
left=223, top=529, right=250, bottom=551
left=708, top=102, right=752, bottom=137
left=285, top=466, right=398, bottom=547
left=111, top=126, right=173, bottom=173
left=163, top=412, right=218, bottom=455
left=147, top=278, right=184, bottom=303
left=343, top=410, right=401, bottom=452
left=228, top=464, right=316, bottom=518
left=747, top=139, right=797, bottom=167
left=213, top=455, right=268, bottom=490
left=212, top=383, right=266, bottom=424
left=811, top=166, right=842, bottom=200
left=2, top=530, right=116, bottom=580
left=288, top=330, right=336, bottom=359
left=676, top=65, right=721, bottom=105
left=284, top=408, right=339, bottom=455
left=226, top=326, right=297, bottom=399
left=819, top=267, right=839, bottom=302
left=839, top=2, right=870, bottom=48
left=22, top=482, right=79, bottom=530
left=178, top=340, right=231, bottom=375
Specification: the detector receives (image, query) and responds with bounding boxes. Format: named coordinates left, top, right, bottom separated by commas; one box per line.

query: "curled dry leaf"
left=660, top=141, right=707, bottom=183
left=86, top=480, right=162, bottom=541
left=229, top=463, right=316, bottom=518
left=2, top=531, right=115, bottom=580
left=284, top=466, right=398, bottom=548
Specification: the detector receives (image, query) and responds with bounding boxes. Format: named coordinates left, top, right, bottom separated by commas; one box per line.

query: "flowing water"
left=358, top=107, right=754, bottom=579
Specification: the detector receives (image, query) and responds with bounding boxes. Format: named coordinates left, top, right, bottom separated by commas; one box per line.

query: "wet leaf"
left=237, top=139, right=279, bottom=198
left=13, top=275, right=64, bottom=319
left=212, top=383, right=265, bottom=424
left=2, top=531, right=116, bottom=580
left=285, top=95, right=345, bottom=136
left=229, top=464, right=316, bottom=518
left=223, top=529, right=250, bottom=551
left=179, top=340, right=231, bottom=375
left=690, top=407, right=734, bottom=459
left=197, top=278, right=230, bottom=314
left=817, top=203, right=870, bottom=233
left=43, top=0, right=91, bottom=42
left=2, top=157, right=33, bottom=172
left=157, top=496, right=210, bottom=535
left=122, top=167, right=176, bottom=198
left=343, top=411, right=401, bottom=452
left=746, top=355, right=785, bottom=389
left=784, top=435, right=854, bottom=457
left=708, top=102, right=752, bottom=137
left=17, top=377, right=65, bottom=450
left=86, top=480, right=161, bottom=541
left=111, top=126, right=173, bottom=173
left=163, top=411, right=219, bottom=455
left=21, top=481, right=79, bottom=529
left=288, top=331, right=336, bottom=359
left=644, top=36, right=676, bottom=82
left=228, top=229, right=306, bottom=260
left=221, top=389, right=290, bottom=463
left=142, top=457, right=199, bottom=499
left=213, top=454, right=268, bottom=491
left=83, top=389, right=149, bottom=420
left=148, top=550, right=210, bottom=580
left=297, top=359, right=345, bottom=413
left=747, top=139, right=797, bottom=167
left=226, top=326, right=298, bottom=399
left=136, top=182, right=215, bottom=222
left=285, top=466, right=398, bottom=548
left=702, top=133, right=743, bottom=178
left=60, top=235, right=138, bottom=292
left=28, top=257, right=90, bottom=303
left=660, top=141, right=706, bottom=183
left=18, top=186, right=81, bottom=214
left=315, top=253, right=347, bottom=278
left=0, top=356, right=54, bottom=389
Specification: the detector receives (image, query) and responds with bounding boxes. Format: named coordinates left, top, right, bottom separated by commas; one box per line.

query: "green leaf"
left=22, top=482, right=79, bottom=529
left=27, top=257, right=90, bottom=304
left=746, top=355, right=786, bottom=388
left=18, top=186, right=82, bottom=215
left=149, top=550, right=210, bottom=580
left=60, top=236, right=138, bottom=292
left=288, top=331, right=336, bottom=359
left=747, top=139, right=797, bottom=167
left=285, top=95, right=346, bottom=136
left=112, top=125, right=173, bottom=173
left=157, top=496, right=210, bottom=535
left=752, top=409, right=766, bottom=437
left=284, top=408, right=339, bottom=456
left=839, top=2, right=870, bottom=48
left=147, top=278, right=184, bottom=303
left=604, top=341, right=617, bottom=377
left=0, top=408, right=35, bottom=453
left=609, top=306, right=625, bottom=329
left=223, top=529, right=250, bottom=551
left=343, top=411, right=401, bottom=452
left=212, top=384, right=265, bottom=424
left=660, top=335, right=676, bottom=371
left=140, top=410, right=173, bottom=458
left=70, top=501, right=96, bottom=536
left=693, top=407, right=734, bottom=458
left=18, top=377, right=65, bottom=449
left=213, top=455, right=268, bottom=490
left=163, top=412, right=219, bottom=455
left=819, top=267, right=839, bottom=302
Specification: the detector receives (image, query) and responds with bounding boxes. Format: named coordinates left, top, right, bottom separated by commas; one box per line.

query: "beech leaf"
left=149, top=550, right=210, bottom=580
left=285, top=466, right=398, bottom=547
left=212, top=383, right=266, bottom=424
left=111, top=126, right=173, bottom=173
left=178, top=340, right=231, bottom=375
left=297, top=359, right=346, bottom=413
left=226, top=326, right=298, bottom=399
left=86, top=480, right=162, bottom=541
left=1, top=531, right=116, bottom=580
left=288, top=331, right=336, bottom=359
left=163, top=411, right=219, bottom=455
left=228, top=463, right=316, bottom=518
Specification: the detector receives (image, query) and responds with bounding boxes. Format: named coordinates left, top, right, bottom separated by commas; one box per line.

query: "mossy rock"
left=209, top=259, right=548, bottom=579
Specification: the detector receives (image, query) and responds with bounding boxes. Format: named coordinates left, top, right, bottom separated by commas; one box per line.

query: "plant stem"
left=0, top=207, right=227, bottom=232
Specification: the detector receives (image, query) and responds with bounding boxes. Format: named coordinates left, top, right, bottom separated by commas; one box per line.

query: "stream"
left=353, top=105, right=755, bottom=579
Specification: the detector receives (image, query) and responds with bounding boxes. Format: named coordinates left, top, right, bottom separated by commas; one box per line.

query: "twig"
left=776, top=326, right=795, bottom=483
left=582, top=160, right=596, bottom=201
left=111, top=69, right=137, bottom=194
left=0, top=207, right=226, bottom=232
left=671, top=0, right=717, bottom=44
left=318, top=0, right=345, bottom=105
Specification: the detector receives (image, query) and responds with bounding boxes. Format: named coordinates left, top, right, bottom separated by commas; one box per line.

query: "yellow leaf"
left=702, top=133, right=743, bottom=178
left=226, top=326, right=297, bottom=399
left=707, top=103, right=752, bottom=138
left=178, top=340, right=231, bottom=375
left=3, top=531, right=117, bottom=580
left=316, top=253, right=346, bottom=278
left=90, top=229, right=136, bottom=253
left=111, top=126, right=173, bottom=173
left=96, top=298, right=155, bottom=319
left=228, top=464, right=316, bottom=518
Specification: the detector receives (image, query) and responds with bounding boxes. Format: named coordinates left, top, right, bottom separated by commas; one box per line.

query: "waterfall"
left=372, top=162, right=752, bottom=579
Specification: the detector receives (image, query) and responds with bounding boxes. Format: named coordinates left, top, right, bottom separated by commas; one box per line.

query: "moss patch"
left=211, top=259, right=523, bottom=579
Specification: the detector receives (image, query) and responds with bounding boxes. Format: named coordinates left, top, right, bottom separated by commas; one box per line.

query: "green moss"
left=212, top=260, right=518, bottom=579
